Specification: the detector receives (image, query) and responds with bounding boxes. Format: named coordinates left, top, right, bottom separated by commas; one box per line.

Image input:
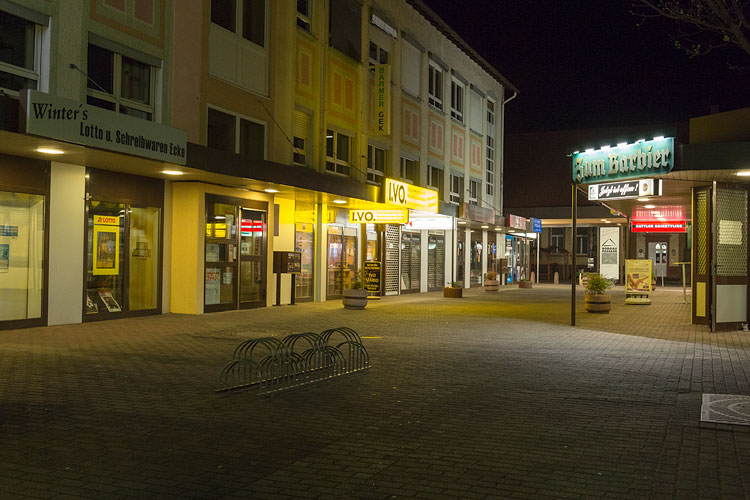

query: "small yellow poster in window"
left=93, top=218, right=120, bottom=275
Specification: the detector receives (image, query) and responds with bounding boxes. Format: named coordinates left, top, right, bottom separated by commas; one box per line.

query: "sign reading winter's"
left=588, top=179, right=661, bottom=201
left=384, top=178, right=438, bottom=212
left=20, top=89, right=187, bottom=165
left=572, top=137, right=674, bottom=184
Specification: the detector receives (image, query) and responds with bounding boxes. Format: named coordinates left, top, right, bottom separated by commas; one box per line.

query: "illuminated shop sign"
left=405, top=216, right=453, bottom=230
left=508, top=214, right=526, bottom=230
left=631, top=220, right=686, bottom=233
left=372, top=64, right=391, bottom=135
left=21, top=90, right=187, bottom=165
left=572, top=137, right=674, bottom=184
left=588, top=179, right=662, bottom=201
left=384, top=179, right=438, bottom=213
left=531, top=218, right=542, bottom=233
left=349, top=209, right=409, bottom=224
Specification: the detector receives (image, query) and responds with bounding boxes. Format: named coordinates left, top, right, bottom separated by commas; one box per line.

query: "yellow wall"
left=690, top=107, right=750, bottom=144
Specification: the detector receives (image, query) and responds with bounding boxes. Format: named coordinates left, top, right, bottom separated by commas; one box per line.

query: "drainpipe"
left=498, top=90, right=517, bottom=223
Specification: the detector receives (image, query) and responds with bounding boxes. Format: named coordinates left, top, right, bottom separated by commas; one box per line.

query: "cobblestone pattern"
left=1, top=285, right=749, bottom=499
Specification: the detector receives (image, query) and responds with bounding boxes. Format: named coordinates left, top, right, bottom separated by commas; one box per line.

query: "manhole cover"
left=701, top=394, right=750, bottom=425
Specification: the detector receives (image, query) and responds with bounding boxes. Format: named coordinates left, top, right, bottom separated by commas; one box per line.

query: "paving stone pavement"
left=2, top=284, right=750, bottom=499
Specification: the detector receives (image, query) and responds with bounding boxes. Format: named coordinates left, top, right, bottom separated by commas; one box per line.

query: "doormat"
left=701, top=394, right=750, bottom=425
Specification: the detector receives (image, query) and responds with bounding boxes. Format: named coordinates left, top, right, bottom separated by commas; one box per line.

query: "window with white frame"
left=450, top=79, right=464, bottom=123
left=326, top=129, right=352, bottom=176
left=368, top=41, right=389, bottom=66
left=428, top=61, right=443, bottom=110
left=207, top=107, right=265, bottom=160
left=427, top=164, right=443, bottom=196
left=469, top=178, right=480, bottom=206
left=550, top=228, right=565, bottom=252
left=400, top=156, right=417, bottom=183
left=487, top=99, right=495, bottom=125
left=211, top=0, right=265, bottom=47
left=0, top=10, right=43, bottom=97
left=87, top=44, right=157, bottom=121
left=486, top=135, right=495, bottom=197
left=450, top=173, right=463, bottom=204
left=293, top=110, right=310, bottom=167
left=367, top=144, right=386, bottom=184
left=296, top=0, right=312, bottom=32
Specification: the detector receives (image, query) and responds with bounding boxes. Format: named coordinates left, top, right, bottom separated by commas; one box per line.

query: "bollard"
left=554, top=271, right=559, bottom=285
left=530, top=271, right=535, bottom=283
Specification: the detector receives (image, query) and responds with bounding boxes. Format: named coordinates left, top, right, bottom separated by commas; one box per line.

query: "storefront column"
left=420, top=229, right=429, bottom=293
left=482, top=230, right=488, bottom=283
left=314, top=203, right=328, bottom=302
left=464, top=227, right=471, bottom=287
left=48, top=162, right=85, bottom=325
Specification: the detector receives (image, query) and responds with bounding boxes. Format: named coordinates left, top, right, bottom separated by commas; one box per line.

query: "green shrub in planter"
left=585, top=273, right=613, bottom=295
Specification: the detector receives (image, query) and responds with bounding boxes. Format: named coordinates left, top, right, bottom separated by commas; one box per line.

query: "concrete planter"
left=585, top=293, right=611, bottom=313
left=518, top=281, right=532, bottom=289
left=484, top=279, right=500, bottom=292
left=342, top=289, right=368, bottom=309
left=443, top=287, right=462, bottom=298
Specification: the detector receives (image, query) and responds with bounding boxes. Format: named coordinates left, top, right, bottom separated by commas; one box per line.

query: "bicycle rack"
left=216, top=327, right=370, bottom=395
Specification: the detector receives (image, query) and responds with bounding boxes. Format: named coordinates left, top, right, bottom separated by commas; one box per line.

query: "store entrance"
left=326, top=225, right=357, bottom=299
left=204, top=196, right=267, bottom=312
left=427, top=233, right=445, bottom=291
left=401, top=230, right=421, bottom=293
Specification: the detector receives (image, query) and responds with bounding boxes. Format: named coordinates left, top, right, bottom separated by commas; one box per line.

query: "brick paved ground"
left=2, top=284, right=750, bottom=499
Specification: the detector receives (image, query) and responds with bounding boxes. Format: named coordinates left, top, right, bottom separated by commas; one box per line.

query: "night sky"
left=421, top=0, right=748, bottom=133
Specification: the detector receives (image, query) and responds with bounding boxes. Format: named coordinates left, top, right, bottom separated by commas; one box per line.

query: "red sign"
left=631, top=220, right=686, bottom=233
left=241, top=219, right=263, bottom=235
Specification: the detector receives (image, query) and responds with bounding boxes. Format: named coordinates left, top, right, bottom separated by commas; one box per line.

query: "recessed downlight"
left=332, top=199, right=347, bottom=204
left=737, top=171, right=750, bottom=177
left=481, top=225, right=489, bottom=229
left=37, top=147, right=64, bottom=155
left=162, top=170, right=184, bottom=176
left=637, top=197, right=649, bottom=202
left=264, top=188, right=279, bottom=193
left=457, top=221, right=467, bottom=225
left=644, top=204, right=656, bottom=209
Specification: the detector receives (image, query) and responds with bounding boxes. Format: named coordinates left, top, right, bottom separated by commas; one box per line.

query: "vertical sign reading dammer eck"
left=373, top=64, right=391, bottom=135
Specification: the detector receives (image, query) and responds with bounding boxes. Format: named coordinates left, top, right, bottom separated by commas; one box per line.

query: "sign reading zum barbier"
left=572, top=138, right=674, bottom=184
left=20, top=90, right=187, bottom=165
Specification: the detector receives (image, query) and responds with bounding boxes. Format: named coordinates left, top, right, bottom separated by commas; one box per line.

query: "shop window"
left=296, top=0, right=312, bottom=33
left=369, top=41, right=389, bottom=66
left=427, top=165, right=443, bottom=196
left=550, top=228, right=565, bottom=253
left=295, top=222, right=315, bottom=301
left=211, top=0, right=265, bottom=47
left=207, top=107, right=265, bottom=160
left=367, top=144, right=386, bottom=185
left=87, top=43, right=157, bottom=121
left=451, top=79, right=464, bottom=123
left=86, top=200, right=161, bottom=317
left=469, top=179, right=480, bottom=206
left=450, top=173, right=463, bottom=204
left=326, top=129, right=352, bottom=176
left=0, top=10, right=42, bottom=97
left=577, top=227, right=594, bottom=255
left=0, top=191, right=45, bottom=323
left=400, top=156, right=417, bottom=183
left=428, top=61, right=443, bottom=110
left=329, top=0, right=361, bottom=61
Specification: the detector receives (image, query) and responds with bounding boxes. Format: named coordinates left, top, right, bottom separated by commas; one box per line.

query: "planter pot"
left=484, top=279, right=499, bottom=292
left=585, top=293, right=611, bottom=313
left=342, top=289, right=368, bottom=309
left=518, top=281, right=532, bottom=289
left=444, top=287, right=462, bottom=298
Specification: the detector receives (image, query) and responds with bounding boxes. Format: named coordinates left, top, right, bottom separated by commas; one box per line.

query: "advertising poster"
left=0, top=243, right=8, bottom=273
left=205, top=267, right=221, bottom=305
left=98, top=289, right=122, bottom=312
left=92, top=216, right=120, bottom=276
left=599, top=227, right=620, bottom=281
left=363, top=261, right=382, bottom=293
left=625, top=259, right=652, bottom=293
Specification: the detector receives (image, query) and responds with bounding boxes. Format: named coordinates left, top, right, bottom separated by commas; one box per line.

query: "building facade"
left=0, top=0, right=517, bottom=329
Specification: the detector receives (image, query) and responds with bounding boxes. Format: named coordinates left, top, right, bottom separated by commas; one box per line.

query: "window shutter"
left=293, top=111, right=309, bottom=142
left=401, top=41, right=420, bottom=96
left=470, top=89, right=482, bottom=133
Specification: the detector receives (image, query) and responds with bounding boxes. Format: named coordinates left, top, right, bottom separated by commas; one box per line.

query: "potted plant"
left=518, top=278, right=532, bottom=289
left=484, top=271, right=499, bottom=292
left=342, top=270, right=368, bottom=309
left=584, top=273, right=613, bottom=313
left=444, top=281, right=462, bottom=298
